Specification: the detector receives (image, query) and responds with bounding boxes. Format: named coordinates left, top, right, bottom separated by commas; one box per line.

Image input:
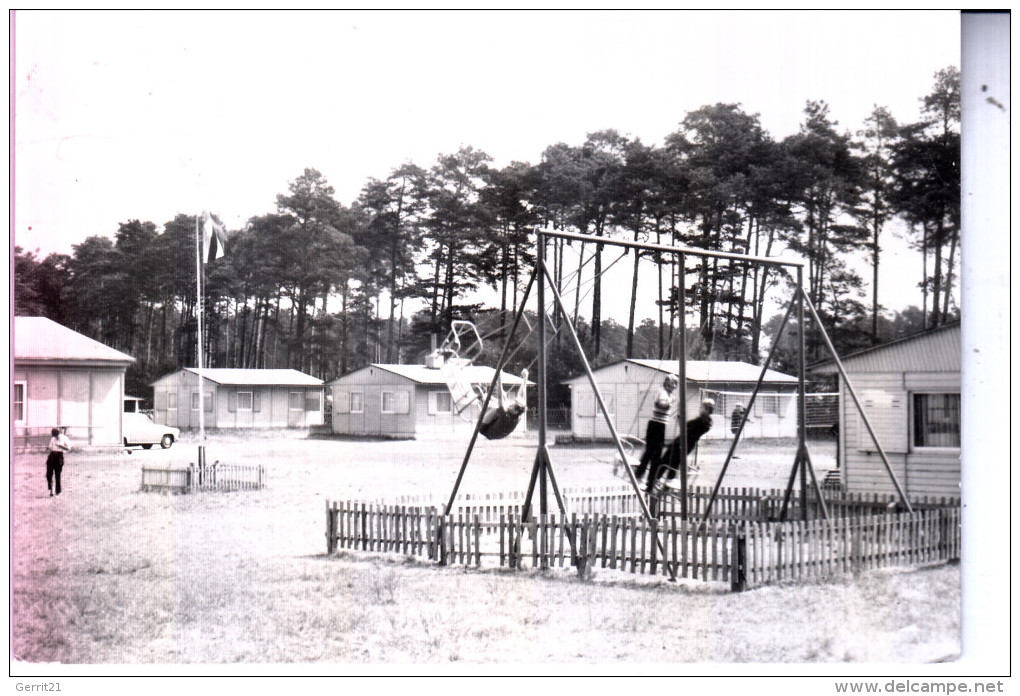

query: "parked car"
left=124, top=412, right=180, bottom=449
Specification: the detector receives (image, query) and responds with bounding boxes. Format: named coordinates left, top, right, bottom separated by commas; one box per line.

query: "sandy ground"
left=9, top=430, right=959, bottom=667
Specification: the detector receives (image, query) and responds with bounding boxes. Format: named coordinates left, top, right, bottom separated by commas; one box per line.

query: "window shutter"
left=857, top=390, right=907, bottom=453
left=228, top=391, right=237, bottom=413
left=335, top=389, right=350, bottom=414
left=428, top=391, right=437, bottom=415
left=253, top=391, right=262, bottom=412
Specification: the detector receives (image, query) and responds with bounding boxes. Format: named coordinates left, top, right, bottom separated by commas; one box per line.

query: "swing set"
left=440, top=229, right=913, bottom=580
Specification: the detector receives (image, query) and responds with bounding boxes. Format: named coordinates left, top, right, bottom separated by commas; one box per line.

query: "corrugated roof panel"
left=14, top=316, right=135, bottom=363
left=811, top=324, right=960, bottom=374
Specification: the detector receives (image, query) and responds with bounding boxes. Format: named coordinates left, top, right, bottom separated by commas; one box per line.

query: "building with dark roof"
left=13, top=316, right=135, bottom=449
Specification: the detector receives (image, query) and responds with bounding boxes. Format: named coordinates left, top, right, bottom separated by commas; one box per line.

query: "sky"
left=11, top=10, right=961, bottom=320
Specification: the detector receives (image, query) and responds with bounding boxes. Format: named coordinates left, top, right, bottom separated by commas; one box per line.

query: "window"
left=237, top=391, right=253, bottom=411
left=753, top=394, right=781, bottom=416
left=429, top=390, right=452, bottom=415
left=913, top=393, right=960, bottom=448
left=436, top=391, right=452, bottom=413
left=350, top=392, right=364, bottom=413
left=168, top=392, right=177, bottom=409
left=192, top=392, right=213, bottom=412
left=13, top=381, right=26, bottom=423
left=289, top=392, right=304, bottom=410
left=305, top=393, right=320, bottom=412
left=381, top=390, right=410, bottom=414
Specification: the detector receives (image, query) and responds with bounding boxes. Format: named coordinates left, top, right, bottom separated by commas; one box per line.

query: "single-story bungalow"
left=151, top=368, right=325, bottom=429
left=329, top=363, right=530, bottom=439
left=562, top=359, right=799, bottom=442
left=13, top=316, right=135, bottom=449
left=811, top=322, right=961, bottom=498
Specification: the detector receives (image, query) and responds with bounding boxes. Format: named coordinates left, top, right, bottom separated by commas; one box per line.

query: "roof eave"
left=15, top=357, right=135, bottom=368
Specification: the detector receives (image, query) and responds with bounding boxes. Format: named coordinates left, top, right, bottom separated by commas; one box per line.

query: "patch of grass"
left=10, top=438, right=959, bottom=664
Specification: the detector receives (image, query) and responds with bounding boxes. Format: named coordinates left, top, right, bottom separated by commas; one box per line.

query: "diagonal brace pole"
left=701, top=296, right=797, bottom=525
left=540, top=262, right=677, bottom=582
left=801, top=293, right=913, bottom=513
left=444, top=268, right=537, bottom=516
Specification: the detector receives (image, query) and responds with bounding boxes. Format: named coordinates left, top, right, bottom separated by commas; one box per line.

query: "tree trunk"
left=921, top=225, right=928, bottom=330
left=573, top=243, right=585, bottom=327
left=626, top=240, right=640, bottom=358
left=656, top=225, right=665, bottom=359
left=931, top=220, right=944, bottom=327
left=871, top=213, right=881, bottom=344
left=430, top=251, right=442, bottom=326
left=942, top=225, right=957, bottom=320
left=387, top=236, right=399, bottom=364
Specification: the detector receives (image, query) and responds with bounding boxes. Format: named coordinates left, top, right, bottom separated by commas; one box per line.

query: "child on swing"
left=478, top=369, right=529, bottom=440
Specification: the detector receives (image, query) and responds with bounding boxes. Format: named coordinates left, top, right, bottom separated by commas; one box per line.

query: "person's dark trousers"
left=46, top=452, right=63, bottom=495
left=635, top=420, right=666, bottom=483
left=649, top=438, right=679, bottom=490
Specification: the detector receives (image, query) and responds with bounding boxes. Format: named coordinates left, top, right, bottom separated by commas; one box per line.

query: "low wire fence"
left=326, top=486, right=960, bottom=591
left=141, top=463, right=265, bottom=493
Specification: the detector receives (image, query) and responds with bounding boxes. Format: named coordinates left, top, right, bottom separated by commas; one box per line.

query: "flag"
left=201, top=211, right=228, bottom=263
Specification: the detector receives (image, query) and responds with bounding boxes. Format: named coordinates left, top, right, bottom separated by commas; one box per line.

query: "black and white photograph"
left=8, top=9, right=1010, bottom=689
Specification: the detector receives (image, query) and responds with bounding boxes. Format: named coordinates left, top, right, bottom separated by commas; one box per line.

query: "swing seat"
left=439, top=356, right=479, bottom=415
left=611, top=435, right=645, bottom=481
left=653, top=471, right=700, bottom=499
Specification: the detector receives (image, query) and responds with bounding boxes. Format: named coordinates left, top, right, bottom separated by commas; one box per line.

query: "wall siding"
left=566, top=364, right=798, bottom=441
left=331, top=365, right=526, bottom=439
left=151, top=370, right=324, bottom=430
left=13, top=365, right=125, bottom=447
left=840, top=369, right=960, bottom=498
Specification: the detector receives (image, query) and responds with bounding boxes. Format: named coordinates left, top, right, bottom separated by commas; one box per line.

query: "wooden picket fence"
left=385, top=484, right=960, bottom=525
left=325, top=499, right=960, bottom=591
left=141, top=463, right=265, bottom=493
left=384, top=485, right=646, bottom=524
left=656, top=486, right=960, bottom=521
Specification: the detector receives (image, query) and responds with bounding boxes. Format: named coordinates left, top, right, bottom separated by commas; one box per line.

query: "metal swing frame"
left=443, top=229, right=913, bottom=580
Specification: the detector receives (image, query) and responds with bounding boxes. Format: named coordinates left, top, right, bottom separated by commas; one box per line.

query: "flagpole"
left=195, top=214, right=206, bottom=443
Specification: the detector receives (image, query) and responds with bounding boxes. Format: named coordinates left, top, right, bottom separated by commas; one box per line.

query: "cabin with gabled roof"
left=150, top=368, right=325, bottom=429
left=811, top=323, right=961, bottom=498
left=328, top=363, right=530, bottom=439
left=13, top=316, right=135, bottom=449
left=561, top=359, right=800, bottom=442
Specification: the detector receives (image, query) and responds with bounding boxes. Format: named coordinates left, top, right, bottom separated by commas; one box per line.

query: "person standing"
left=46, top=427, right=71, bottom=497
left=634, top=374, right=679, bottom=486
left=731, top=403, right=752, bottom=436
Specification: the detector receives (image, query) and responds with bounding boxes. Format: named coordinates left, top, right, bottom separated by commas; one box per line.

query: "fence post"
left=731, top=526, right=748, bottom=592
left=438, top=515, right=448, bottom=566
left=326, top=500, right=336, bottom=555
left=576, top=514, right=587, bottom=579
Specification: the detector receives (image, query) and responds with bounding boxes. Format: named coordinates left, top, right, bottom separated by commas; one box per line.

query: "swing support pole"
left=676, top=253, right=688, bottom=521
left=539, top=254, right=677, bottom=582
left=801, top=291, right=913, bottom=513
left=443, top=268, right=537, bottom=516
